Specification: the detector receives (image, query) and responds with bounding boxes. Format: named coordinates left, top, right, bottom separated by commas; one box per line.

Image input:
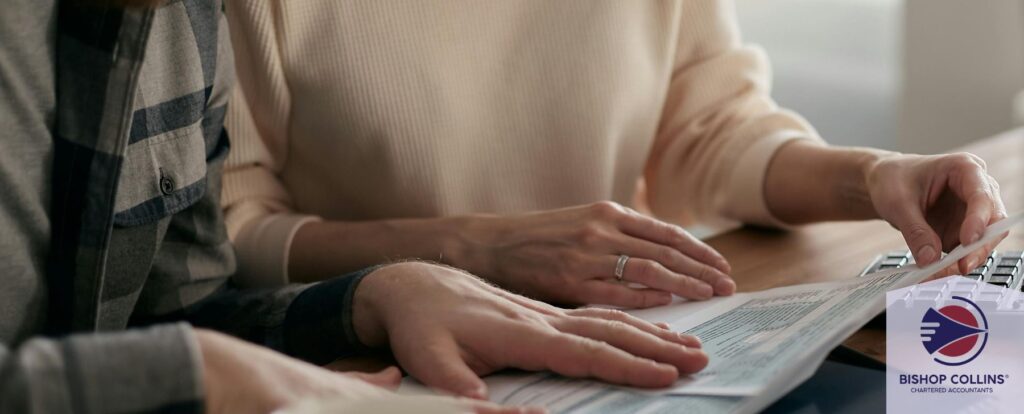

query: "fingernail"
left=461, top=384, right=487, bottom=400
left=714, top=278, right=736, bottom=295
left=697, top=284, right=713, bottom=298
left=718, top=259, right=732, bottom=273
left=917, top=245, right=937, bottom=264
left=679, top=332, right=701, bottom=344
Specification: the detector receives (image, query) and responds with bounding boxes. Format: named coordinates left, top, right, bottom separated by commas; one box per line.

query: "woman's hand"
left=454, top=202, right=734, bottom=307
left=865, top=152, right=1007, bottom=273
left=352, top=262, right=709, bottom=399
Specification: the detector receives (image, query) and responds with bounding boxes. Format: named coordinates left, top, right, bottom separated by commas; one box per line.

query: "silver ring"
left=614, top=255, right=629, bottom=281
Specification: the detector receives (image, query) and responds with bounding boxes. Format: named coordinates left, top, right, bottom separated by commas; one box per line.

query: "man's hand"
left=352, top=262, right=709, bottom=399
left=195, top=329, right=530, bottom=413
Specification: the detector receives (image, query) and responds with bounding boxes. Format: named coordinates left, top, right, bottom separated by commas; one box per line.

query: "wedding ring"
left=614, top=254, right=629, bottom=281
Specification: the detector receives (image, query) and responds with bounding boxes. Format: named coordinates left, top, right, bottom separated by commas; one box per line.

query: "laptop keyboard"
left=860, top=249, right=1024, bottom=289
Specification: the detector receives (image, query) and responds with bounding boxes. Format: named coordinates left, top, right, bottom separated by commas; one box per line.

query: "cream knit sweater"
left=222, top=0, right=823, bottom=286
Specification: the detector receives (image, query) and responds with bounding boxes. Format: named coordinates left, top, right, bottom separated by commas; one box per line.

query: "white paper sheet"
left=397, top=213, right=1023, bottom=412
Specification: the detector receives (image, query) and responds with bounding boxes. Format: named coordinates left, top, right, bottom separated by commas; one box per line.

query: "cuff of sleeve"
left=233, top=214, right=322, bottom=287
left=283, top=266, right=383, bottom=364
left=56, top=323, right=204, bottom=413
left=716, top=129, right=823, bottom=228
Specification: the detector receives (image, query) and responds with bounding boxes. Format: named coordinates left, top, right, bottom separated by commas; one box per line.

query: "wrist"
left=834, top=147, right=894, bottom=220
left=352, top=263, right=429, bottom=348
left=857, top=149, right=901, bottom=219
left=443, top=214, right=500, bottom=276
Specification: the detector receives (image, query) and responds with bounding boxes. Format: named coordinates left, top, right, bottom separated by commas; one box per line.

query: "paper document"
left=399, top=214, right=1022, bottom=413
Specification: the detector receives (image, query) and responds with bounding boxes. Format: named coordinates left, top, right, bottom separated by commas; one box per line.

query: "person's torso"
left=275, top=0, right=682, bottom=219
left=0, top=0, right=58, bottom=343
left=43, top=0, right=234, bottom=336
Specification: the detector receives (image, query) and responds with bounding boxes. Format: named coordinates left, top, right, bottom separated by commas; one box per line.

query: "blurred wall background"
left=735, top=0, right=1024, bottom=153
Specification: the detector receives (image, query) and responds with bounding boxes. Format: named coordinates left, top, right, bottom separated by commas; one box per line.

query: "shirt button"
left=159, top=176, right=175, bottom=195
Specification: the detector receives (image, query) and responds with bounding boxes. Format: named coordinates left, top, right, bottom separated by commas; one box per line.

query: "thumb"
left=407, top=335, right=488, bottom=400
left=892, top=209, right=943, bottom=266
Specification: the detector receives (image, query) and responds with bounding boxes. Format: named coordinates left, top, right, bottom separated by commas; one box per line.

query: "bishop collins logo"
left=920, top=296, right=989, bottom=366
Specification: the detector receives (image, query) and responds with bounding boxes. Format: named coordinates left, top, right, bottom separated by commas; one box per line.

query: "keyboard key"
left=998, top=258, right=1022, bottom=268
left=985, top=256, right=995, bottom=268
left=1003, top=251, right=1024, bottom=260
left=878, top=264, right=899, bottom=270
left=881, top=257, right=908, bottom=267
left=963, top=274, right=983, bottom=281
left=971, top=265, right=989, bottom=275
left=989, top=274, right=1013, bottom=285
left=995, top=266, right=1019, bottom=275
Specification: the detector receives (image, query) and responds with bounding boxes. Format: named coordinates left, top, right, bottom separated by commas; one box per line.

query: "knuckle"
left=602, top=319, right=629, bottom=332
left=589, top=201, right=623, bottom=218
left=965, top=153, right=987, bottom=169
left=635, top=259, right=656, bottom=282
left=905, top=225, right=932, bottom=244
left=668, top=225, right=689, bottom=245
left=573, top=336, right=605, bottom=359
left=656, top=247, right=678, bottom=266
left=950, top=152, right=983, bottom=170
left=989, top=177, right=1001, bottom=191
left=695, top=265, right=714, bottom=282
left=602, top=309, right=629, bottom=321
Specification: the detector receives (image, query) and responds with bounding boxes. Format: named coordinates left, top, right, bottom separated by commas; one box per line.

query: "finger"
left=950, top=162, right=996, bottom=246
left=344, top=366, right=403, bottom=390
left=957, top=237, right=1001, bottom=275
left=576, top=281, right=672, bottom=308
left=405, top=335, right=488, bottom=400
left=956, top=175, right=1007, bottom=273
left=923, top=261, right=961, bottom=282
left=889, top=206, right=943, bottom=266
left=519, top=329, right=679, bottom=388
left=553, top=316, right=708, bottom=374
left=614, top=212, right=731, bottom=273
left=611, top=236, right=735, bottom=295
left=594, top=257, right=714, bottom=300
left=566, top=307, right=702, bottom=348
left=471, top=401, right=547, bottom=414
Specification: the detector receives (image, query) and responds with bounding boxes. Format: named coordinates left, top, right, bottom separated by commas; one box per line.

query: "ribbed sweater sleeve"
left=645, top=0, right=823, bottom=227
left=222, top=1, right=316, bottom=286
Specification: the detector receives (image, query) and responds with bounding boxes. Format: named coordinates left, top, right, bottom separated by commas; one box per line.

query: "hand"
left=865, top=152, right=1007, bottom=273
left=456, top=201, right=734, bottom=307
left=353, top=262, right=709, bottom=399
left=195, top=329, right=528, bottom=414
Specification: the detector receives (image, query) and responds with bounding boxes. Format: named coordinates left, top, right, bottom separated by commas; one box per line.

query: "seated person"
left=222, top=0, right=1006, bottom=306
left=0, top=0, right=707, bottom=412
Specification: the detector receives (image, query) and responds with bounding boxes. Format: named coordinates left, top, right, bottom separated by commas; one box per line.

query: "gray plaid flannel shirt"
left=1, top=1, right=373, bottom=412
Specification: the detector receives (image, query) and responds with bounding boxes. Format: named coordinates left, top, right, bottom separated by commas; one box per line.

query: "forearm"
left=0, top=324, right=203, bottom=413
left=764, top=140, right=892, bottom=224
left=288, top=216, right=486, bottom=284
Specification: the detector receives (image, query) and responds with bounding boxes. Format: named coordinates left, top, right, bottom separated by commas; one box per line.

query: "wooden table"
left=704, top=128, right=1024, bottom=363
left=330, top=128, right=1024, bottom=372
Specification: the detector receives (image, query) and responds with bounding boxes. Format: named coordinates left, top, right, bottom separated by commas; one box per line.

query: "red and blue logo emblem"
left=920, top=296, right=989, bottom=366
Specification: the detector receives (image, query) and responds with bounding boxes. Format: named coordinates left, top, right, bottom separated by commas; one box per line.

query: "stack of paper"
left=392, top=215, right=1021, bottom=413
